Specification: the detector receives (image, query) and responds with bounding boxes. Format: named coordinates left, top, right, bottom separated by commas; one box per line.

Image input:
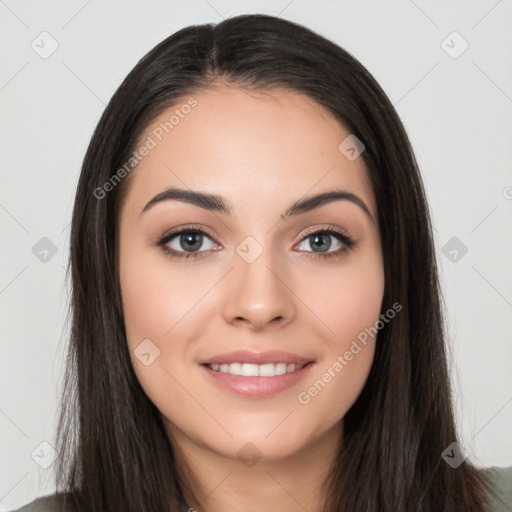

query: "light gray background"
left=1, top=0, right=511, bottom=509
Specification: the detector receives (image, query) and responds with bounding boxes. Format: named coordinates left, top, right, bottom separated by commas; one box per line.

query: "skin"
left=118, top=85, right=385, bottom=512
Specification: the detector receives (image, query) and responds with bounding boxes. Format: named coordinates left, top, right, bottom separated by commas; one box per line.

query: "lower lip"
left=199, top=362, right=316, bottom=398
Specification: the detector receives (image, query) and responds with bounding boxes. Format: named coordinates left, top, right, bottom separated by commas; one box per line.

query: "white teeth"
left=206, top=362, right=305, bottom=377
left=274, top=363, right=287, bottom=375
left=228, top=363, right=242, bottom=375
left=259, top=363, right=277, bottom=377
left=241, top=363, right=259, bottom=376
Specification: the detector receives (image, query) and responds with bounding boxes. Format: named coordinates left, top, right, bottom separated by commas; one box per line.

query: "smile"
left=205, top=362, right=306, bottom=377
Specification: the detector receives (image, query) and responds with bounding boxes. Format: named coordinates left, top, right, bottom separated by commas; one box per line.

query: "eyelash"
left=155, top=224, right=357, bottom=262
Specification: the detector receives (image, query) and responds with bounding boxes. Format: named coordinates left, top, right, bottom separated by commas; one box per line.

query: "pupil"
left=311, top=234, right=331, bottom=252
left=181, top=232, right=202, bottom=251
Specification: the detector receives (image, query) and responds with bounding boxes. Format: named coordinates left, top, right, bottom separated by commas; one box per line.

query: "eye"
left=295, top=227, right=356, bottom=259
left=156, top=225, right=218, bottom=260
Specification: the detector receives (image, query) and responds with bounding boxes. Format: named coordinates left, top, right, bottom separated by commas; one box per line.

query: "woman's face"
left=118, top=86, right=384, bottom=462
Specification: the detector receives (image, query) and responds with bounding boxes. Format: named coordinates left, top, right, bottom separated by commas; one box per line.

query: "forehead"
left=123, top=85, right=375, bottom=217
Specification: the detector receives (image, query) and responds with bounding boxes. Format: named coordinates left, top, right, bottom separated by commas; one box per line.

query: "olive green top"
left=486, top=465, right=512, bottom=511
left=9, top=466, right=512, bottom=511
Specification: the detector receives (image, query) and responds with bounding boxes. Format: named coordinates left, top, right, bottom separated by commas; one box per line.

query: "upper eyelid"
left=159, top=225, right=218, bottom=245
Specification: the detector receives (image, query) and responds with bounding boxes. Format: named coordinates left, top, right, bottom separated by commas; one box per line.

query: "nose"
left=221, top=251, right=297, bottom=331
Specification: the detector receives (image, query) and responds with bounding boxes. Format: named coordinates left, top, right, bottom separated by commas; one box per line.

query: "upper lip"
left=198, top=350, right=314, bottom=366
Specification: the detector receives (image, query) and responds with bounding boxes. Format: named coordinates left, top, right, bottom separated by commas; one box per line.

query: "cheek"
left=119, top=242, right=208, bottom=415
left=324, top=267, right=384, bottom=344
left=119, top=237, right=223, bottom=403
left=303, top=247, right=385, bottom=350
left=294, top=254, right=384, bottom=419
left=120, top=242, right=209, bottom=344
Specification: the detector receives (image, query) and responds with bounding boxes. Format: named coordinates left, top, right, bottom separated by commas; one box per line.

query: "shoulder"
left=483, top=465, right=512, bottom=512
left=9, top=493, right=78, bottom=512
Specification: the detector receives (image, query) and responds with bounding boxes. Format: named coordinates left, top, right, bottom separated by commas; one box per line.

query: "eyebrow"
left=140, top=187, right=373, bottom=221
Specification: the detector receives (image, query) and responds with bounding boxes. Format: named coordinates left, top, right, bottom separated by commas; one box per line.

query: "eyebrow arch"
left=140, top=187, right=373, bottom=221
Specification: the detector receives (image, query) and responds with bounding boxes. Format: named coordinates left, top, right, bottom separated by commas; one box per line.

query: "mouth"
left=198, top=350, right=316, bottom=398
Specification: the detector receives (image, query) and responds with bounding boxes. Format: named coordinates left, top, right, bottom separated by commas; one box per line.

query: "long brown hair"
left=56, top=13, right=491, bottom=511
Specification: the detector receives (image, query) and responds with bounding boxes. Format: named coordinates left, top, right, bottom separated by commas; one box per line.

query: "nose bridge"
left=221, top=237, right=296, bottom=329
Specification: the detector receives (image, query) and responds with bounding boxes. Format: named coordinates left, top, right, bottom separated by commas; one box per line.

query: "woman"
left=12, top=13, right=511, bottom=512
